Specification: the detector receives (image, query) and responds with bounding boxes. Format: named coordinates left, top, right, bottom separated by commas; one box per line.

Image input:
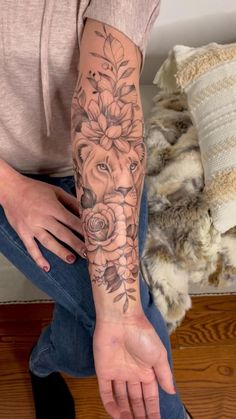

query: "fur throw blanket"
left=141, top=90, right=236, bottom=333
left=154, top=43, right=236, bottom=234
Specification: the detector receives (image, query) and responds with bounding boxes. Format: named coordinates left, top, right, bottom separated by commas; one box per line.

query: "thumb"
left=153, top=355, right=176, bottom=395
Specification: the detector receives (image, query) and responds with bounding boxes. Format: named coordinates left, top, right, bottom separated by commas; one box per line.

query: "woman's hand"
left=1, top=175, right=86, bottom=271
left=93, top=314, right=176, bottom=419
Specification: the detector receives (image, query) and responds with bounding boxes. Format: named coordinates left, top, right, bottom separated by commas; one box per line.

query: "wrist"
left=95, top=304, right=144, bottom=323
left=95, top=308, right=146, bottom=326
left=91, top=267, right=144, bottom=323
left=0, top=160, right=24, bottom=206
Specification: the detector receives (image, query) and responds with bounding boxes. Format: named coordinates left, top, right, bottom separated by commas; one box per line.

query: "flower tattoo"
left=72, top=23, right=146, bottom=313
left=79, top=95, right=143, bottom=152
left=83, top=203, right=126, bottom=265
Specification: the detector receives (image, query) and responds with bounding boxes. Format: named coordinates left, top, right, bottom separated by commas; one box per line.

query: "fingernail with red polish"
left=43, top=266, right=49, bottom=272
left=83, top=250, right=87, bottom=259
left=66, top=254, right=76, bottom=263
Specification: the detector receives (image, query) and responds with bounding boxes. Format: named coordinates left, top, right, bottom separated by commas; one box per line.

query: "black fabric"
left=30, top=370, right=75, bottom=419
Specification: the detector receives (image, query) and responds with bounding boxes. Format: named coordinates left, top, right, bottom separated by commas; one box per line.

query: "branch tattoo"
left=72, top=24, right=146, bottom=313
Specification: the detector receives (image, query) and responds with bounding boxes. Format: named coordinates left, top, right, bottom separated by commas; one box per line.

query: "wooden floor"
left=0, top=295, right=235, bottom=419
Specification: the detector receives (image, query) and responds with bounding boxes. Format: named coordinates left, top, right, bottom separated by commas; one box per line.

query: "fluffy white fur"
left=142, top=90, right=236, bottom=333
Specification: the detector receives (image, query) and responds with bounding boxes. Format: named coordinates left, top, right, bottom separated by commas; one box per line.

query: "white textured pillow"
left=154, top=42, right=236, bottom=233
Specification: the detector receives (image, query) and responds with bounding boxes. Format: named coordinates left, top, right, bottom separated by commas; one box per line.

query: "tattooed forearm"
left=71, top=21, right=146, bottom=314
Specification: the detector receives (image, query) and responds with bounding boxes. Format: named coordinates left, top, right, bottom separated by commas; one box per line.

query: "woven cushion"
left=154, top=42, right=236, bottom=233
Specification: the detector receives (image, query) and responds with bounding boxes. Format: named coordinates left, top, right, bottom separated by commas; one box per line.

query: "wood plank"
left=0, top=376, right=35, bottom=419
left=170, top=331, right=179, bottom=349
left=173, top=346, right=236, bottom=387
left=177, top=387, right=236, bottom=419
left=176, top=296, right=236, bottom=347
left=0, top=343, right=33, bottom=376
left=172, top=345, right=236, bottom=419
left=0, top=303, right=53, bottom=323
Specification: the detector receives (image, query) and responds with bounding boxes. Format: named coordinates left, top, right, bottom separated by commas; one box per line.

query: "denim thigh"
left=0, top=175, right=185, bottom=418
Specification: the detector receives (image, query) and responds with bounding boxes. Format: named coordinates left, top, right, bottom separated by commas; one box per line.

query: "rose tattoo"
left=83, top=203, right=126, bottom=265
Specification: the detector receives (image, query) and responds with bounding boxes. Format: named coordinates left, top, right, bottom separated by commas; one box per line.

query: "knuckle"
left=72, top=221, right=80, bottom=232
left=104, top=403, right=115, bottom=417
left=67, top=211, right=79, bottom=224
left=160, top=349, right=168, bottom=361
left=68, top=215, right=77, bottom=227
left=67, top=237, right=83, bottom=254
left=116, top=394, right=127, bottom=403
left=145, top=395, right=157, bottom=405
left=54, top=228, right=63, bottom=239
left=38, top=233, right=50, bottom=247
left=130, top=396, right=143, bottom=407
left=101, top=388, right=112, bottom=396
left=25, top=242, right=35, bottom=253
left=67, top=237, right=78, bottom=248
left=101, top=389, right=113, bottom=398
left=18, top=229, right=30, bottom=243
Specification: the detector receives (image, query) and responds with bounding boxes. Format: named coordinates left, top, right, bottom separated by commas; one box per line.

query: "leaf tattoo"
left=104, top=34, right=124, bottom=65
left=120, top=68, right=135, bottom=79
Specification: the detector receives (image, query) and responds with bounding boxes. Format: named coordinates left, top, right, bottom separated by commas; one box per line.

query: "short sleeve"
left=82, top=0, right=161, bottom=73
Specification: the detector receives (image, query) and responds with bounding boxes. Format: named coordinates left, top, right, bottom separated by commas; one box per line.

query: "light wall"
left=141, top=0, right=236, bottom=84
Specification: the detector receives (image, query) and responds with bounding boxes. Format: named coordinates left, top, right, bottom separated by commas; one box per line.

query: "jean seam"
left=30, top=346, right=50, bottom=371
left=0, top=224, right=78, bottom=311
left=181, top=405, right=187, bottom=419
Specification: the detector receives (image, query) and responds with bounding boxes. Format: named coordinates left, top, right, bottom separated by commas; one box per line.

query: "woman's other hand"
left=1, top=173, right=86, bottom=271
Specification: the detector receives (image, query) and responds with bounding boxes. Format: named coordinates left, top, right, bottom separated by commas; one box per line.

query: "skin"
left=72, top=19, right=146, bottom=315
left=0, top=159, right=87, bottom=270
left=94, top=317, right=175, bottom=419
left=72, top=18, right=176, bottom=419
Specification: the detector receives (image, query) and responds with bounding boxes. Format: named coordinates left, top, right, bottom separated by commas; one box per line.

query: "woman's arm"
left=72, top=17, right=145, bottom=320
left=71, top=18, right=175, bottom=419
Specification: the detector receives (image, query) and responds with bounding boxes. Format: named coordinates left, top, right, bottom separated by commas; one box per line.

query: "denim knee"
left=30, top=304, right=96, bottom=378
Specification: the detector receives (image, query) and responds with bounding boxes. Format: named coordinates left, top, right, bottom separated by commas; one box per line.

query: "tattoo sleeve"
left=71, top=18, right=146, bottom=318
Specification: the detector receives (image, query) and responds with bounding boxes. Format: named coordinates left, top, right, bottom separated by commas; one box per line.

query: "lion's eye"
left=130, top=162, right=138, bottom=171
left=97, top=163, right=109, bottom=171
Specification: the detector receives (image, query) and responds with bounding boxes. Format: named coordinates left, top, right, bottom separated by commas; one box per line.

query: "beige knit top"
left=0, top=0, right=160, bottom=176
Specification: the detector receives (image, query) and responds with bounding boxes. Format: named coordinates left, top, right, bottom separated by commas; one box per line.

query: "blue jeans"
left=0, top=175, right=185, bottom=418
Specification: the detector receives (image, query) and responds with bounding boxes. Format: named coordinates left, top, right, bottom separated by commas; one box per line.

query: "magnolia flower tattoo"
left=72, top=23, right=146, bottom=313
